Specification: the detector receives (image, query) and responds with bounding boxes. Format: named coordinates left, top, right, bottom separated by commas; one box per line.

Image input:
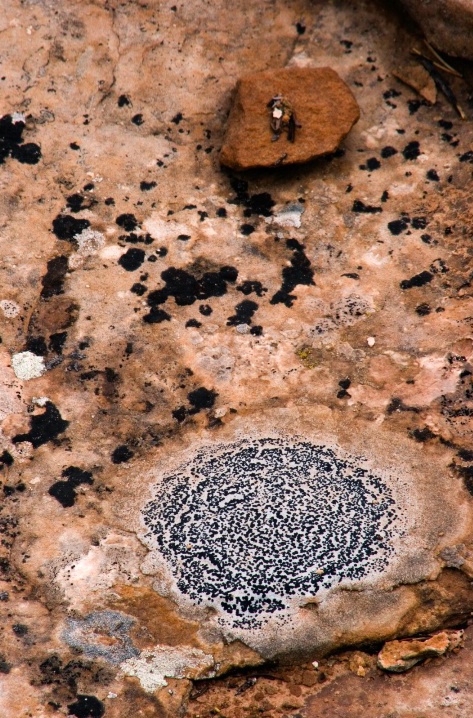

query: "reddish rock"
left=220, top=67, right=360, bottom=170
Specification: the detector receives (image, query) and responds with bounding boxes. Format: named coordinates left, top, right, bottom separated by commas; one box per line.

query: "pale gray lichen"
left=62, top=610, right=139, bottom=664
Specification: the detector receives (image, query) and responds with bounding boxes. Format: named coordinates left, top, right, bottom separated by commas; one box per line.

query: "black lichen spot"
left=411, top=216, right=428, bottom=230
left=12, top=402, right=69, bottom=448
left=216, top=207, right=227, bottom=218
left=146, top=265, right=238, bottom=312
left=352, top=200, right=382, bottom=214
left=426, top=169, right=439, bottom=181
left=270, top=239, right=314, bottom=307
left=359, top=157, right=380, bottom=171
left=459, top=150, right=473, bottom=163
left=140, top=180, right=157, bottom=191
left=188, top=387, right=217, bottom=411
left=236, top=281, right=267, bottom=297
left=131, top=113, right=144, bottom=125
left=400, top=271, right=434, bottom=290
left=219, top=266, right=238, bottom=282
left=116, top=213, right=139, bottom=231
left=131, top=283, right=147, bottom=296
left=104, top=197, right=115, bottom=206
left=0, top=450, right=14, bottom=469
left=67, top=695, right=105, bottom=718
left=0, top=114, right=41, bottom=165
left=240, top=224, right=255, bottom=236
left=52, top=215, right=90, bottom=242
left=381, top=146, right=397, bottom=158
left=26, top=336, right=48, bottom=356
left=199, top=304, right=212, bottom=316
left=295, top=21, right=306, bottom=34
left=227, top=300, right=258, bottom=326
left=11, top=143, right=42, bottom=164
left=111, top=445, right=134, bottom=464
left=49, top=332, right=67, bottom=354
left=41, top=256, right=68, bottom=298
left=421, top=233, right=432, bottom=244
left=177, top=234, right=191, bottom=241
left=185, top=318, right=202, bottom=328
left=172, top=406, right=188, bottom=422
left=70, top=142, right=80, bottom=150
left=416, top=303, right=431, bottom=316
left=118, top=94, right=131, bottom=107
left=0, top=656, right=11, bottom=673
left=49, top=466, right=93, bottom=508
left=141, top=438, right=399, bottom=628
left=12, top=623, right=28, bottom=636
left=387, top=218, right=409, bottom=235
left=342, top=273, right=360, bottom=279
left=250, top=325, right=263, bottom=336
left=118, top=248, right=145, bottom=271
left=229, top=179, right=275, bottom=217
left=171, top=112, right=183, bottom=124
left=402, top=141, right=420, bottom=160
left=66, top=194, right=86, bottom=213
left=410, top=427, right=435, bottom=443
left=142, top=308, right=171, bottom=324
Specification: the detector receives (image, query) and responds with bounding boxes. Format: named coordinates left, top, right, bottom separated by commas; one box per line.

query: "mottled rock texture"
left=220, top=67, right=360, bottom=169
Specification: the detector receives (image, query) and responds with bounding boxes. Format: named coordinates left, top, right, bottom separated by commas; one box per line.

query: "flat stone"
left=377, top=630, right=464, bottom=673
left=220, top=67, right=360, bottom=170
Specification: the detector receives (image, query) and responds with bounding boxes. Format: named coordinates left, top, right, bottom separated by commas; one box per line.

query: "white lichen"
left=120, top=646, right=214, bottom=692
left=0, top=300, right=20, bottom=318
left=11, top=351, right=45, bottom=380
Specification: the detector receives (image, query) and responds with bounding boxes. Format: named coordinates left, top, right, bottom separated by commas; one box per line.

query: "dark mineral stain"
left=52, top=215, right=90, bottom=242
left=0, top=114, right=41, bottom=165
left=270, top=239, right=314, bottom=307
left=12, top=402, right=69, bottom=448
left=410, top=427, right=436, bottom=442
left=236, top=280, right=267, bottom=296
left=49, top=466, right=93, bottom=508
left=188, top=387, right=217, bottom=410
left=40, top=255, right=69, bottom=298
left=400, top=271, right=434, bottom=289
left=116, top=213, right=139, bottom=231
left=402, top=141, right=420, bottom=160
left=227, top=299, right=258, bottom=326
left=12, top=623, right=28, bottom=636
left=118, top=248, right=145, bottom=271
left=111, top=445, right=134, bottom=464
left=342, top=272, right=360, bottom=279
left=67, top=695, right=105, bottom=718
left=387, top=218, right=409, bottom=235
left=352, top=199, right=382, bottom=213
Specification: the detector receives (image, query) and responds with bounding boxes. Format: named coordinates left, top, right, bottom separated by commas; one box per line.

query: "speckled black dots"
left=143, top=439, right=400, bottom=628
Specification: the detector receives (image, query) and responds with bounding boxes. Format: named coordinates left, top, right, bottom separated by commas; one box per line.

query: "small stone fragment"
left=377, top=630, right=464, bottom=673
left=220, top=67, right=360, bottom=170
left=393, top=64, right=437, bottom=104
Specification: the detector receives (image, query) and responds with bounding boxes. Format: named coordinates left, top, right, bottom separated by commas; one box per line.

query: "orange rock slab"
left=220, top=67, right=360, bottom=170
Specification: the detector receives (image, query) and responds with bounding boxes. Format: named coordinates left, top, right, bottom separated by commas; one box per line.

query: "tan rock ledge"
left=220, top=67, right=360, bottom=171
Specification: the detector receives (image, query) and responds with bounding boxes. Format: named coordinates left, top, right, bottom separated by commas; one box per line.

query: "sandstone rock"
left=393, top=63, right=437, bottom=104
left=398, top=0, right=473, bottom=60
left=220, top=67, right=360, bottom=170
left=377, top=630, right=464, bottom=673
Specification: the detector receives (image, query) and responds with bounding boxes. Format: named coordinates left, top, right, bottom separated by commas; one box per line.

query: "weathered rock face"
left=377, top=630, right=464, bottom=672
left=398, top=0, right=473, bottom=60
left=220, top=67, right=360, bottom=170
left=2, top=0, right=473, bottom=716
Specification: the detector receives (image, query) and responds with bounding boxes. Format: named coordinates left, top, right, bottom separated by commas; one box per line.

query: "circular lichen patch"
left=141, top=438, right=405, bottom=629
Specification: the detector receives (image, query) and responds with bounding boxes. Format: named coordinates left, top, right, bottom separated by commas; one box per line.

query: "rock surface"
left=377, top=630, right=464, bottom=672
left=398, top=0, right=473, bottom=60
left=1, top=0, right=473, bottom=716
left=220, top=67, right=360, bottom=170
